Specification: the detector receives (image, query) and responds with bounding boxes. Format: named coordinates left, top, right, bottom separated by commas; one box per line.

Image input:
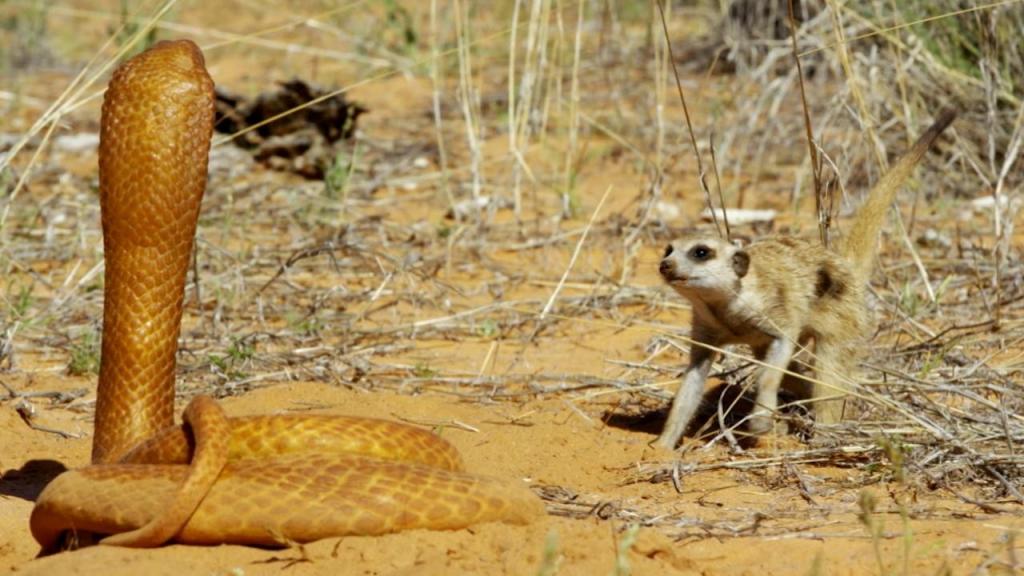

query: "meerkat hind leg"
left=748, top=337, right=796, bottom=436
left=655, top=343, right=717, bottom=450
left=809, top=339, right=849, bottom=425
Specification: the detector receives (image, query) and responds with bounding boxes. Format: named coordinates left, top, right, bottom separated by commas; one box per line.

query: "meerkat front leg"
left=655, top=338, right=718, bottom=450
left=748, top=336, right=796, bottom=435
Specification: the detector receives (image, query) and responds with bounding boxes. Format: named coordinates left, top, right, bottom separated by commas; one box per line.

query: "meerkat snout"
left=658, top=254, right=675, bottom=278
left=659, top=245, right=676, bottom=275
left=659, top=243, right=677, bottom=277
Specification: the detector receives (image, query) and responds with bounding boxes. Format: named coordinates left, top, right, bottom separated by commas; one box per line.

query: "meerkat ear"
left=731, top=250, right=750, bottom=277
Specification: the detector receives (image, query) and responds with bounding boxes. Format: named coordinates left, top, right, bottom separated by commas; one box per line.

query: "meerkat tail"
left=842, top=108, right=956, bottom=280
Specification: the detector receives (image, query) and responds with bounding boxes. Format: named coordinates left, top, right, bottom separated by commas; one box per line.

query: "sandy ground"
left=5, top=376, right=1023, bottom=576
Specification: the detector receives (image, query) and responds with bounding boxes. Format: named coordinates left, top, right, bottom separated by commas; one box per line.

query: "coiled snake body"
left=29, top=40, right=543, bottom=551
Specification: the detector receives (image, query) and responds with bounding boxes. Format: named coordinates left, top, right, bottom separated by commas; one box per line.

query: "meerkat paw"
left=814, top=399, right=845, bottom=425
left=648, top=439, right=682, bottom=458
left=748, top=410, right=789, bottom=436
left=653, top=431, right=683, bottom=452
left=747, top=410, right=774, bottom=435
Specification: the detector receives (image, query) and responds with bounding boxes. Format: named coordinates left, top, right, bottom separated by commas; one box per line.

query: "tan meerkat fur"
left=655, top=109, right=956, bottom=449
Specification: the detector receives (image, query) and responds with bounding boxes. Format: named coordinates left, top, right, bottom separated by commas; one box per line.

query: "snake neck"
left=90, top=39, right=214, bottom=464
left=91, top=243, right=191, bottom=463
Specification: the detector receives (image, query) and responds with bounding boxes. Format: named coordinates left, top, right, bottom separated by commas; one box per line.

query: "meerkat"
left=655, top=109, right=956, bottom=449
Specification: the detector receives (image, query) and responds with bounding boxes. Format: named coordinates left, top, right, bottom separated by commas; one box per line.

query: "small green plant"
left=207, top=354, right=229, bottom=372
left=85, top=275, right=104, bottom=294
left=207, top=338, right=255, bottom=381
left=474, top=318, right=499, bottom=339
left=379, top=0, right=418, bottom=55
left=560, top=171, right=581, bottom=219
left=207, top=354, right=248, bottom=381
left=6, top=283, right=33, bottom=319
left=67, top=330, right=100, bottom=376
left=876, top=435, right=908, bottom=484
left=0, top=167, right=13, bottom=197
left=535, top=529, right=562, bottom=576
left=916, top=349, right=942, bottom=380
left=323, top=145, right=359, bottom=201
left=917, top=336, right=959, bottom=380
left=933, top=275, right=953, bottom=304
left=611, top=524, right=641, bottom=576
left=898, top=281, right=920, bottom=317
left=299, top=316, right=323, bottom=336
left=286, top=312, right=323, bottom=336
left=868, top=439, right=917, bottom=572
left=226, top=338, right=255, bottom=364
left=412, top=363, right=437, bottom=379
left=114, top=0, right=158, bottom=61
left=857, top=490, right=886, bottom=575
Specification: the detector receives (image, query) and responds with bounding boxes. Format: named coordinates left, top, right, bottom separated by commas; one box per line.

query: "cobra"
left=30, top=39, right=543, bottom=552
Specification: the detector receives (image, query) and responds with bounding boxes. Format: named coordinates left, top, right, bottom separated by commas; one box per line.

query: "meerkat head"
left=659, top=236, right=750, bottom=300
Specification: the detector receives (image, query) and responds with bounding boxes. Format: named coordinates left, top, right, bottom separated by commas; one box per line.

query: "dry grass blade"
left=787, top=0, right=826, bottom=245
left=540, top=185, right=612, bottom=319
left=655, top=0, right=725, bottom=239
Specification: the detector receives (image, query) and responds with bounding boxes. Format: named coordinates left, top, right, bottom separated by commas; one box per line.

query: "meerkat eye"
left=688, top=244, right=714, bottom=261
left=663, top=244, right=674, bottom=258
